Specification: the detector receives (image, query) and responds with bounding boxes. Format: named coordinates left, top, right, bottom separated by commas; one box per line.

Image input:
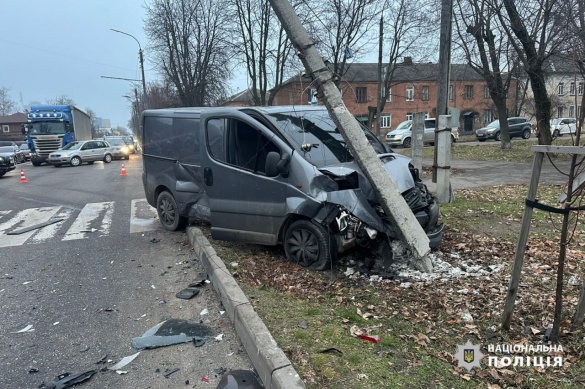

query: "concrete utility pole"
left=411, top=113, right=425, bottom=173
left=268, top=0, right=432, bottom=270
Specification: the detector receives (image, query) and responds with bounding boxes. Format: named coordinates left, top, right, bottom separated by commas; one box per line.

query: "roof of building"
left=219, top=88, right=265, bottom=105
left=0, top=112, right=27, bottom=124
left=280, top=62, right=486, bottom=86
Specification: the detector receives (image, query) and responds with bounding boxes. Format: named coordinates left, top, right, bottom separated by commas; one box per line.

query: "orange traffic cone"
left=20, top=169, right=28, bottom=183
left=120, top=164, right=127, bottom=176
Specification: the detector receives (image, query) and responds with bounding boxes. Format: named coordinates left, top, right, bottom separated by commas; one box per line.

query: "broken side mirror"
left=265, top=151, right=289, bottom=178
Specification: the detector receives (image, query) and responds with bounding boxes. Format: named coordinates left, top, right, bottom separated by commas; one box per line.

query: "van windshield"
left=264, top=110, right=387, bottom=167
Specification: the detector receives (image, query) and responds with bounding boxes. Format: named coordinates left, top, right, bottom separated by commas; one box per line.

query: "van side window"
left=174, top=118, right=200, bottom=164
left=226, top=119, right=280, bottom=174
left=144, top=116, right=174, bottom=158
left=207, top=118, right=226, bottom=163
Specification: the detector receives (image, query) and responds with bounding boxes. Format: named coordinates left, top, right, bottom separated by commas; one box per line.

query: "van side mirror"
left=265, top=151, right=289, bottom=178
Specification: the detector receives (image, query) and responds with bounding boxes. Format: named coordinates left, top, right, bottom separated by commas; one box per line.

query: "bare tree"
left=85, top=108, right=99, bottom=138
left=145, top=0, right=232, bottom=107
left=454, top=0, right=518, bottom=149
left=498, top=0, right=570, bottom=145
left=46, top=95, right=75, bottom=105
left=0, top=87, right=17, bottom=115
left=229, top=0, right=296, bottom=105
left=128, top=81, right=180, bottom=133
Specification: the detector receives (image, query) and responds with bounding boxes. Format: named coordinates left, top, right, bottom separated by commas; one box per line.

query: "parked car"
left=17, top=143, right=31, bottom=161
left=0, top=141, right=25, bottom=163
left=551, top=118, right=577, bottom=137
left=142, top=105, right=443, bottom=271
left=0, top=146, right=18, bottom=177
left=385, top=118, right=459, bottom=148
left=106, top=138, right=131, bottom=160
left=47, top=140, right=113, bottom=167
left=475, top=117, right=532, bottom=141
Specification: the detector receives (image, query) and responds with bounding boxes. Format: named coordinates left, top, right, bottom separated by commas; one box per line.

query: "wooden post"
left=501, top=152, right=544, bottom=330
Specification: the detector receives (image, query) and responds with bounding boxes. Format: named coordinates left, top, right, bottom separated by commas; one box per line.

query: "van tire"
left=284, top=220, right=335, bottom=271
left=157, top=191, right=188, bottom=231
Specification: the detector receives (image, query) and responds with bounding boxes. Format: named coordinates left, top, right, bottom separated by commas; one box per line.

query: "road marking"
left=0, top=207, right=62, bottom=248
left=129, top=199, right=159, bottom=233
left=30, top=208, right=75, bottom=243
left=62, top=202, right=115, bottom=241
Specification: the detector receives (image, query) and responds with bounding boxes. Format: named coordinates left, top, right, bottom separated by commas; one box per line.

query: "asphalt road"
left=0, top=155, right=253, bottom=388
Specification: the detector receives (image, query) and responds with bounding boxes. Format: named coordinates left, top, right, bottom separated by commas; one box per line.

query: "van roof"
left=143, top=105, right=328, bottom=117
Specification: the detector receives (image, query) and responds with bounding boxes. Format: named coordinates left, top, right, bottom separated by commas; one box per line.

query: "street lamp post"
left=111, top=29, right=147, bottom=109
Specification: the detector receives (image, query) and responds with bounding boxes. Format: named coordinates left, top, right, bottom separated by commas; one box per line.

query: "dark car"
left=475, top=117, right=532, bottom=142
left=0, top=146, right=18, bottom=177
left=0, top=141, right=25, bottom=163
left=17, top=143, right=31, bottom=161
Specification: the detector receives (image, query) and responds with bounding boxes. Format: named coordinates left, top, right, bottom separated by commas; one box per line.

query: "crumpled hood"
left=317, top=153, right=416, bottom=201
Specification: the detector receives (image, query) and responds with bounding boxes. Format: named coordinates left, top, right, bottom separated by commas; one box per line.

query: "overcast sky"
left=1, top=0, right=247, bottom=130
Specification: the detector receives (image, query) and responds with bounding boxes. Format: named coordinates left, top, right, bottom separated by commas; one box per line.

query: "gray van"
left=141, top=106, right=443, bottom=270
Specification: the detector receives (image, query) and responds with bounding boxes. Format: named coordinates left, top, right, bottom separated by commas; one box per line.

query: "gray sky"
left=1, top=0, right=246, bottom=130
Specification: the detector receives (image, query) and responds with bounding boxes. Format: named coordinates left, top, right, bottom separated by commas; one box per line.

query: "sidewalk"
left=422, top=158, right=571, bottom=192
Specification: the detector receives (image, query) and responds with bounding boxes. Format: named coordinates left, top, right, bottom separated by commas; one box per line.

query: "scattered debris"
left=230, top=262, right=238, bottom=268
left=200, top=308, right=209, bottom=316
left=29, top=368, right=39, bottom=374
left=175, top=287, right=200, bottom=299
left=79, top=228, right=98, bottom=233
left=163, top=368, right=180, bottom=378
left=115, top=370, right=127, bottom=375
left=23, top=281, right=33, bottom=285
left=109, top=352, right=140, bottom=370
left=95, top=354, right=108, bottom=364
left=201, top=375, right=209, bottom=383
left=79, top=346, right=90, bottom=353
left=188, top=272, right=208, bottom=287
left=317, top=347, right=343, bottom=356
left=215, top=370, right=263, bottom=389
left=131, top=319, right=212, bottom=350
left=150, top=238, right=160, bottom=243
left=569, top=275, right=580, bottom=286
left=41, top=370, right=96, bottom=389
left=53, top=322, right=59, bottom=326
left=151, top=285, right=156, bottom=289
left=193, top=337, right=207, bottom=347
left=214, top=367, right=226, bottom=375
left=7, top=218, right=64, bottom=235
left=298, top=321, right=308, bottom=329
left=215, top=334, right=224, bottom=342
left=358, top=334, right=381, bottom=343
left=12, top=324, right=34, bottom=333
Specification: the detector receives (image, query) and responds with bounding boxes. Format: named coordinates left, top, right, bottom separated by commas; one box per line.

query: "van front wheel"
left=157, top=191, right=188, bottom=231
left=284, top=220, right=335, bottom=271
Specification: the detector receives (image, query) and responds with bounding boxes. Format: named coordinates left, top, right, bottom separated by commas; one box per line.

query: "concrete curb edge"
left=187, top=227, right=306, bottom=389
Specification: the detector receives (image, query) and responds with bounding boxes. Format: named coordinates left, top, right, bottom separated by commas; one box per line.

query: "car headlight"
left=486, top=128, right=494, bottom=133
left=121, top=146, right=129, bottom=153
left=0, top=157, right=4, bottom=163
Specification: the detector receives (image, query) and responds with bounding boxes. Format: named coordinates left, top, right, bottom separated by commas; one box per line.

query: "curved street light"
left=111, top=28, right=147, bottom=108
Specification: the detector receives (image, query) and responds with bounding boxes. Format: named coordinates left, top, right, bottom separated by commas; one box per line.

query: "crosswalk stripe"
left=0, top=207, right=62, bottom=248
left=30, top=208, right=75, bottom=243
left=129, top=199, right=159, bottom=233
left=62, top=202, right=115, bottom=241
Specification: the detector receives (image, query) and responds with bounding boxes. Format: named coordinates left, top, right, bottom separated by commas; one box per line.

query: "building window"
left=464, top=85, right=474, bottom=99
left=406, top=112, right=413, bottom=120
left=380, top=87, right=391, bottom=102
left=421, top=86, right=429, bottom=101
left=570, top=82, right=576, bottom=96
left=569, top=105, right=575, bottom=118
left=483, top=109, right=494, bottom=124
left=380, top=115, right=391, bottom=128
left=484, top=85, right=490, bottom=99
left=2, top=125, right=8, bottom=133
left=449, top=85, right=453, bottom=101
left=579, top=82, right=584, bottom=96
left=356, top=87, right=367, bottom=103
left=406, top=86, right=414, bottom=101
left=558, top=82, right=565, bottom=96
left=558, top=106, right=564, bottom=118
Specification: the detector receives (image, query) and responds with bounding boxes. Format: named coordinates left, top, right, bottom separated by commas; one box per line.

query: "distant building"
left=271, top=58, right=519, bottom=135
left=218, top=89, right=263, bottom=107
left=0, top=112, right=27, bottom=142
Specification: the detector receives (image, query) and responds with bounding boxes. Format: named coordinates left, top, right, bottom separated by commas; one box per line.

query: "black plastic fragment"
left=132, top=319, right=212, bottom=349
left=214, top=367, right=226, bottom=375
left=176, top=287, right=200, bottom=299
left=95, top=354, right=108, bottom=364
left=193, top=337, right=207, bottom=347
left=215, top=370, right=263, bottom=389
left=43, top=370, right=96, bottom=389
left=318, top=347, right=343, bottom=356
left=164, top=368, right=180, bottom=378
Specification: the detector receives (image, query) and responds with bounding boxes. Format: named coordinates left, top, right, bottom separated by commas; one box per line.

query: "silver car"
left=48, top=140, right=113, bottom=167
left=105, top=138, right=131, bottom=160
left=386, top=118, right=459, bottom=148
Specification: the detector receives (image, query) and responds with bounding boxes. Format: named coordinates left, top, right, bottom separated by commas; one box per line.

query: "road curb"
left=187, top=227, right=306, bottom=389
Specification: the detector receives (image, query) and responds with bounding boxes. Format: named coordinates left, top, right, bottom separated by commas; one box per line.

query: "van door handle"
left=204, top=167, right=213, bottom=186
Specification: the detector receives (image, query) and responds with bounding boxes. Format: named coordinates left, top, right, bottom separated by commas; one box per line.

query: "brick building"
left=0, top=112, right=27, bottom=142
left=271, top=58, right=518, bottom=136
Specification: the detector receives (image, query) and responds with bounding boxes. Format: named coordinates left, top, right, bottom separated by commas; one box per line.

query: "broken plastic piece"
left=115, top=370, right=127, bottom=375
left=318, top=347, right=343, bottom=355
left=215, top=334, right=224, bottom=342
left=215, top=370, right=263, bottom=389
left=12, top=324, right=34, bottom=333
left=214, top=367, right=226, bottom=375
left=188, top=272, right=208, bottom=287
left=176, top=287, right=200, bottom=299
left=109, top=352, right=140, bottom=370
left=96, top=354, right=108, bottom=364
left=193, top=337, right=207, bottom=347
left=164, top=368, right=180, bottom=378
left=43, top=370, right=96, bottom=389
left=7, top=218, right=64, bottom=235
left=131, top=319, right=212, bottom=350
left=358, top=334, right=381, bottom=343
left=200, top=308, right=209, bottom=316
left=201, top=375, right=209, bottom=383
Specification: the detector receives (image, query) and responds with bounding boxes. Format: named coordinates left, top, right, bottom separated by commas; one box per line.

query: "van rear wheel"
left=284, top=220, right=335, bottom=271
left=157, top=191, right=188, bottom=231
